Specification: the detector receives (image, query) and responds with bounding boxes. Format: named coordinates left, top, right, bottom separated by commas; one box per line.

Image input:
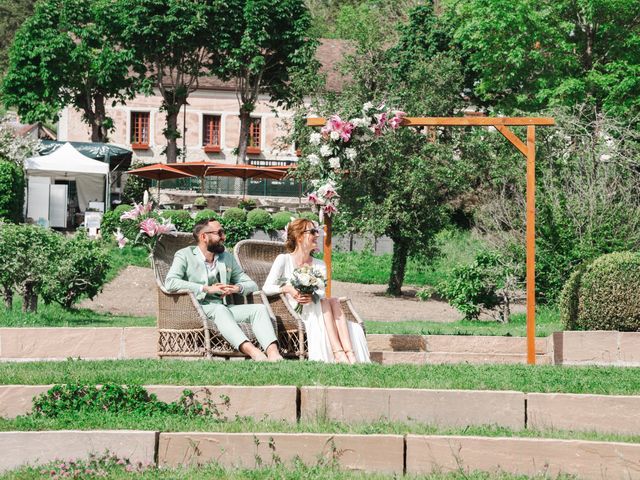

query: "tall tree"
left=214, top=0, right=319, bottom=163
left=108, top=0, right=225, bottom=163
left=0, top=0, right=36, bottom=74
left=445, top=0, right=640, bottom=117
left=1, top=0, right=137, bottom=141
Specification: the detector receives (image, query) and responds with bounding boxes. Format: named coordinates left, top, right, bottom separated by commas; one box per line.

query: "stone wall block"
left=0, top=385, right=53, bottom=419
left=619, top=332, right=640, bottom=364
left=406, top=435, right=640, bottom=479
left=0, top=431, right=157, bottom=473
left=145, top=385, right=297, bottom=422
left=389, top=389, right=524, bottom=429
left=425, top=335, right=547, bottom=355
left=159, top=433, right=403, bottom=474
left=555, top=331, right=619, bottom=364
left=527, top=393, right=640, bottom=435
left=122, top=328, right=158, bottom=359
left=366, top=334, right=426, bottom=352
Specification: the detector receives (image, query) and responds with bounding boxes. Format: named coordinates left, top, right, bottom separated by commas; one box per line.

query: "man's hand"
left=205, top=283, right=240, bottom=297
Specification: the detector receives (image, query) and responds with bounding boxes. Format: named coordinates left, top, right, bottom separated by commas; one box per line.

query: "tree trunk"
left=22, top=282, right=37, bottom=313
left=164, top=107, right=180, bottom=163
left=91, top=93, right=109, bottom=143
left=237, top=108, right=251, bottom=164
left=387, top=238, right=409, bottom=296
left=2, top=285, right=13, bottom=310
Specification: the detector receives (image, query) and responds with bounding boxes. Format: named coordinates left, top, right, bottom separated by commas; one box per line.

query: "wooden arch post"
left=307, top=116, right=554, bottom=365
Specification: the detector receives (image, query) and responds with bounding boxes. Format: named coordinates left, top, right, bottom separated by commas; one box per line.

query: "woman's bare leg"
left=321, top=298, right=348, bottom=363
left=329, top=297, right=356, bottom=364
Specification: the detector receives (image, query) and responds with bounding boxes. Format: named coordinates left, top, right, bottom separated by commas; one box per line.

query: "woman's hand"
left=282, top=285, right=312, bottom=304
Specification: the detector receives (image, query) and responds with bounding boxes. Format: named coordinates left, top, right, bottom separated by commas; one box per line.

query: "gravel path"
left=79, top=266, right=467, bottom=322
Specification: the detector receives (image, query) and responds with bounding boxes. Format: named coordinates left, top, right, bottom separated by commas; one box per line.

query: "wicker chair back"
left=233, top=240, right=286, bottom=288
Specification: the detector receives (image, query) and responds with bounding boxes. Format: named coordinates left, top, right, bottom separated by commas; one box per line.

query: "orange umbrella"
left=127, top=163, right=195, bottom=200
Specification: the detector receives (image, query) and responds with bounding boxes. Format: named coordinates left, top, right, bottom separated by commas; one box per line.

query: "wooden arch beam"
left=306, top=116, right=555, bottom=365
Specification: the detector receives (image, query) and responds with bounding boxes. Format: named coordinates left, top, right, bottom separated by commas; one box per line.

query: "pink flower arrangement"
left=303, top=102, right=405, bottom=220
left=116, top=203, right=177, bottom=252
left=114, top=228, right=128, bottom=249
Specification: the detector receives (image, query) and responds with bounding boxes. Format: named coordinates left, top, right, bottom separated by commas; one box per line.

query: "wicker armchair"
left=233, top=239, right=366, bottom=359
left=152, top=233, right=273, bottom=359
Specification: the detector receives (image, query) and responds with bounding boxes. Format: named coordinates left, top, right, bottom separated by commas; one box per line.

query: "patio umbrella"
left=169, top=161, right=219, bottom=194
left=126, top=163, right=195, bottom=202
left=203, top=163, right=292, bottom=198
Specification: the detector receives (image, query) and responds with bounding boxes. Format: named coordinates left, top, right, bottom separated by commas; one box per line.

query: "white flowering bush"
left=301, top=103, right=405, bottom=219
left=0, top=118, right=40, bottom=166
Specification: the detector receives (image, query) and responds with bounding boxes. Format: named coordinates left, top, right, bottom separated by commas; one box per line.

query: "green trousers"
left=201, top=303, right=277, bottom=350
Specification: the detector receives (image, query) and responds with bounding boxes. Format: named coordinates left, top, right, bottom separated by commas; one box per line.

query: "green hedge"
left=272, top=211, right=297, bottom=230
left=246, top=208, right=272, bottom=229
left=560, top=252, right=640, bottom=331
left=0, top=160, right=25, bottom=222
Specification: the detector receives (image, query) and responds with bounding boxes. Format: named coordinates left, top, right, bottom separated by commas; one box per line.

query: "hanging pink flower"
left=140, top=218, right=159, bottom=237
left=114, top=228, right=128, bottom=249
left=323, top=203, right=338, bottom=216
left=390, top=111, right=407, bottom=129
left=156, top=220, right=177, bottom=236
left=307, top=192, right=322, bottom=205
left=120, top=203, right=143, bottom=220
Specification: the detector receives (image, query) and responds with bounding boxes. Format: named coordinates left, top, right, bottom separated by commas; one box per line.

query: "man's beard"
left=206, top=239, right=225, bottom=254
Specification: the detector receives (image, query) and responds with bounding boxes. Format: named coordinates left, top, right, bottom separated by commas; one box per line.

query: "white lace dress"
left=263, top=253, right=370, bottom=363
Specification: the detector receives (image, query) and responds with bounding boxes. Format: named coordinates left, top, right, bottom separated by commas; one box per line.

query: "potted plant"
left=238, top=199, right=256, bottom=211
left=193, top=197, right=207, bottom=210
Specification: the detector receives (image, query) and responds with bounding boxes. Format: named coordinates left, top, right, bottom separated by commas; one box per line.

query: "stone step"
left=2, top=430, right=639, bottom=479
left=370, top=351, right=552, bottom=365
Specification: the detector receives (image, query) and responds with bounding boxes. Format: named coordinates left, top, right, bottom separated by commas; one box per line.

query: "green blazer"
left=164, top=246, right=257, bottom=304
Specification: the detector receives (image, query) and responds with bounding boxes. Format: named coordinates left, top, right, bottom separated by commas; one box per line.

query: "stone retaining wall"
left=2, top=430, right=639, bottom=478
left=3, top=385, right=639, bottom=436
left=1, top=328, right=639, bottom=366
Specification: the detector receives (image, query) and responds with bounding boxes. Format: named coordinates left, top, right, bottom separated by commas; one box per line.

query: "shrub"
left=222, top=207, right=247, bottom=222
left=193, top=209, right=221, bottom=225
left=122, top=163, right=151, bottom=204
left=160, top=209, right=194, bottom=232
left=220, top=217, right=253, bottom=247
left=558, top=263, right=588, bottom=331
left=194, top=196, right=208, bottom=207
left=237, top=199, right=256, bottom=210
left=560, top=252, right=640, bottom=331
left=0, top=223, right=62, bottom=312
left=272, top=211, right=297, bottom=230
left=41, top=231, right=110, bottom=309
left=246, top=208, right=272, bottom=229
left=100, top=204, right=133, bottom=235
left=437, top=252, right=501, bottom=320
left=0, top=160, right=25, bottom=222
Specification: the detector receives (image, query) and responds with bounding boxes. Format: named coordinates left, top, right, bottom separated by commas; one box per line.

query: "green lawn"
left=331, top=229, right=486, bottom=287
left=366, top=306, right=561, bottom=337
left=0, top=299, right=155, bottom=328
left=1, top=412, right=638, bottom=445
left=1, top=360, right=639, bottom=394
left=0, top=461, right=575, bottom=480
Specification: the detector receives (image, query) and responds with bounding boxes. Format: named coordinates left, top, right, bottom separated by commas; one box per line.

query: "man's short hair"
left=193, top=217, right=218, bottom=241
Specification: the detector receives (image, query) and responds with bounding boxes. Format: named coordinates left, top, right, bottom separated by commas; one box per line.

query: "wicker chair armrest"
left=156, top=287, right=209, bottom=330
left=338, top=297, right=366, bottom=334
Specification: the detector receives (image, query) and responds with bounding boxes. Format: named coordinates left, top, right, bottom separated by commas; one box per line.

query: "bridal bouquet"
left=289, top=265, right=326, bottom=314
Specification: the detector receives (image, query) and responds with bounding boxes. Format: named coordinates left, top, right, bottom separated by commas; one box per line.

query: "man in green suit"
left=165, top=218, right=282, bottom=361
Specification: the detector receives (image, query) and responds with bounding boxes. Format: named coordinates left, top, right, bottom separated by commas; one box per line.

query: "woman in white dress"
left=263, top=218, right=370, bottom=363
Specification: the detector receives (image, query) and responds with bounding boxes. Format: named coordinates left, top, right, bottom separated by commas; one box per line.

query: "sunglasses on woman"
left=304, top=228, right=320, bottom=235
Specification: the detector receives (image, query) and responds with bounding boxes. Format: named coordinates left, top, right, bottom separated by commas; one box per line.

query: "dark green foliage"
left=193, top=196, right=208, bottom=207
left=559, top=263, right=588, bottom=331
left=160, top=209, right=194, bottom=232
left=220, top=217, right=252, bottom=247
left=237, top=199, right=256, bottom=210
left=100, top=204, right=133, bottom=235
left=193, top=209, right=221, bottom=225
left=40, top=231, right=110, bottom=309
left=246, top=208, right=272, bottom=230
left=272, top=211, right=297, bottom=230
left=0, top=223, right=62, bottom=312
left=0, top=160, right=24, bottom=222
left=438, top=252, right=502, bottom=320
left=561, top=252, right=640, bottom=331
left=122, top=165, right=151, bottom=204
left=2, top=0, right=138, bottom=141
left=31, top=383, right=229, bottom=418
left=222, top=207, right=247, bottom=222
left=0, top=0, right=37, bottom=73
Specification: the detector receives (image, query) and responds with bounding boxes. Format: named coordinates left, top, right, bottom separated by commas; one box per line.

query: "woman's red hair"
left=285, top=218, right=314, bottom=252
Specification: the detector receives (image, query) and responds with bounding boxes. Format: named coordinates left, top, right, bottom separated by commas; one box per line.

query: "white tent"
left=24, top=142, right=109, bottom=213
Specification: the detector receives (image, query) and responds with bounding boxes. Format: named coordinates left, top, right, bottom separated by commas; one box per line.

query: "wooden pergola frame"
left=307, top=116, right=555, bottom=365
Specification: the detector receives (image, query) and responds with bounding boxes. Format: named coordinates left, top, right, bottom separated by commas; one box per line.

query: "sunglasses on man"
left=202, top=229, right=225, bottom=236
